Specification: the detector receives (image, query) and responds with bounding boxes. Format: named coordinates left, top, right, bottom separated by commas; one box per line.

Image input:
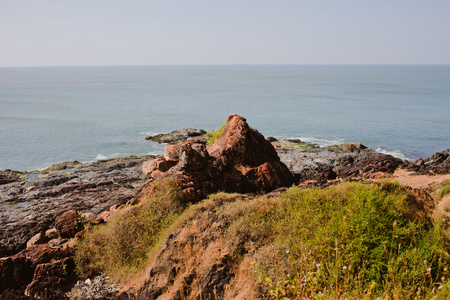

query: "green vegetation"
left=226, top=181, right=450, bottom=299
left=438, top=181, right=450, bottom=199
left=204, top=121, right=227, bottom=145
left=74, top=178, right=186, bottom=280
left=74, top=180, right=450, bottom=298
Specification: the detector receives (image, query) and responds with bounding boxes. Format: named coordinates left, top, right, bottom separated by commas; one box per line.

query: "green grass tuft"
left=438, top=181, right=450, bottom=199
left=204, top=121, right=227, bottom=145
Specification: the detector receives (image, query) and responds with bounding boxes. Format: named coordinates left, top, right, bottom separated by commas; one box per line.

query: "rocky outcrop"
left=405, top=149, right=450, bottom=175
left=145, top=128, right=206, bottom=144
left=139, top=114, right=294, bottom=201
left=0, top=240, right=75, bottom=297
left=0, top=170, right=23, bottom=185
left=0, top=156, right=153, bottom=257
left=278, top=150, right=403, bottom=183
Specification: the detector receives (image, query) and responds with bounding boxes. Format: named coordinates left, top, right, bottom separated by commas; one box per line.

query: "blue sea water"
left=0, top=65, right=449, bottom=171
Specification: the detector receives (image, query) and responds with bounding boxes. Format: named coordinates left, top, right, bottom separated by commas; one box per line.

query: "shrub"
left=231, top=181, right=450, bottom=299
left=74, top=178, right=186, bottom=280
left=204, top=121, right=227, bottom=145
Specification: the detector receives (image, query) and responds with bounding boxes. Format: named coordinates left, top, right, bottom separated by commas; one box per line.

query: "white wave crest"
left=374, top=148, right=408, bottom=160
left=95, top=154, right=108, bottom=160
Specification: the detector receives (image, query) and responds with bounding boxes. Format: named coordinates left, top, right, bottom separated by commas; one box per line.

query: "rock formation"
left=145, top=128, right=206, bottom=144
left=139, top=114, right=294, bottom=201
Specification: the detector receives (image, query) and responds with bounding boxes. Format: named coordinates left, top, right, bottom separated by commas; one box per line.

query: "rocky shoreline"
left=2, top=115, right=450, bottom=299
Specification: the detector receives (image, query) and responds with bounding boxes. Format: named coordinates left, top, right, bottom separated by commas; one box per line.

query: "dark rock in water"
left=45, top=161, right=82, bottom=171
left=138, top=114, right=294, bottom=201
left=324, top=142, right=368, bottom=153
left=145, top=128, right=206, bottom=144
left=0, top=156, right=153, bottom=257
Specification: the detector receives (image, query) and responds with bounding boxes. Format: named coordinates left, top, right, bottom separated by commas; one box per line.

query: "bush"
left=204, top=121, right=227, bottom=145
left=74, top=178, right=186, bottom=280
left=230, top=181, right=450, bottom=299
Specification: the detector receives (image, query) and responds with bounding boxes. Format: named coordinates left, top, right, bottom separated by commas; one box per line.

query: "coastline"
left=1, top=117, right=450, bottom=298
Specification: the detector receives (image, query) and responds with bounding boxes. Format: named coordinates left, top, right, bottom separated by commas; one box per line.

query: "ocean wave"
left=95, top=154, right=108, bottom=160
left=374, top=148, right=409, bottom=160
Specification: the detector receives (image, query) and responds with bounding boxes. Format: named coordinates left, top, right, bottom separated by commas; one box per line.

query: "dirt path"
left=393, top=169, right=450, bottom=189
left=392, top=168, right=450, bottom=220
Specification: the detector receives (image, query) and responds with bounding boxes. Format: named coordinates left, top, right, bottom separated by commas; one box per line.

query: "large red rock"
left=0, top=242, right=73, bottom=295
left=136, top=114, right=293, bottom=202
left=55, top=210, right=84, bottom=238
left=25, top=257, right=76, bottom=298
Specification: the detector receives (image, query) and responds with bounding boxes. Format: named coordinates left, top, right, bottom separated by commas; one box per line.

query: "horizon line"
left=1, top=63, right=450, bottom=69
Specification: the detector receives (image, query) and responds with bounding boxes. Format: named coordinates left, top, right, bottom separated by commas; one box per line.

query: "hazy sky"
left=1, top=0, right=449, bottom=67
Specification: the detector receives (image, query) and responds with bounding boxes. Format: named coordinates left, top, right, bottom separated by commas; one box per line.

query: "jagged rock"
left=25, top=257, right=76, bottom=298
left=405, top=149, right=450, bottom=175
left=55, top=210, right=84, bottom=239
left=145, top=128, right=206, bottom=144
left=0, top=242, right=73, bottom=295
left=138, top=114, right=294, bottom=202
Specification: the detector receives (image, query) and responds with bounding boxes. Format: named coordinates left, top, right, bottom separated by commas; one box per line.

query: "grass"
left=204, top=121, right=227, bottom=145
left=225, top=181, right=450, bottom=299
left=438, top=181, right=450, bottom=199
left=73, top=179, right=450, bottom=298
left=74, top=177, right=187, bottom=280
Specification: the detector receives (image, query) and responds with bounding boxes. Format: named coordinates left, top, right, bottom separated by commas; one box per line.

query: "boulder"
left=55, top=210, right=84, bottom=239
left=26, top=232, right=48, bottom=248
left=45, top=228, right=59, bottom=240
left=25, top=257, right=76, bottom=298
left=145, top=128, right=207, bottom=144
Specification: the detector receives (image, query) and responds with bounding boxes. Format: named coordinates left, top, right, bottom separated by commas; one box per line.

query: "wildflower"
left=316, top=263, right=321, bottom=268
left=427, top=268, right=432, bottom=272
left=445, top=268, right=448, bottom=272
left=424, top=260, right=427, bottom=264
left=343, top=266, right=347, bottom=270
left=439, top=285, right=443, bottom=290
left=418, top=287, right=421, bottom=291
left=286, top=250, right=290, bottom=254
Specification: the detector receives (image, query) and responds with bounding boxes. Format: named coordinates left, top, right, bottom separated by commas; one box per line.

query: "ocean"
left=1, top=65, right=449, bottom=172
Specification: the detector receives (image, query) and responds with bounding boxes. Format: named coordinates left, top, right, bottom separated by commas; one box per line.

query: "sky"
left=1, top=0, right=449, bottom=67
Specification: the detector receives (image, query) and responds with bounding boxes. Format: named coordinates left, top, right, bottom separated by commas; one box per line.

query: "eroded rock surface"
left=0, top=156, right=153, bottom=257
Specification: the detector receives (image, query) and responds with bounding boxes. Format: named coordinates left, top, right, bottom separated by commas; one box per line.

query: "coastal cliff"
left=2, top=114, right=450, bottom=299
